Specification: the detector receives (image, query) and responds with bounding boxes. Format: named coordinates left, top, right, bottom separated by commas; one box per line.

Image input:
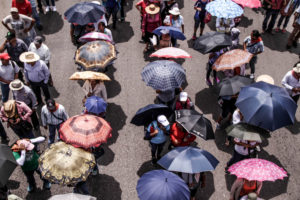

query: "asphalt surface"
left=0, top=0, right=300, bottom=199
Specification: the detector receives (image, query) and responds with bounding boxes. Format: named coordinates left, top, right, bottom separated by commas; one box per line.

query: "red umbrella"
left=232, top=0, right=261, bottom=8
left=150, top=47, right=192, bottom=59
left=59, top=114, right=112, bottom=149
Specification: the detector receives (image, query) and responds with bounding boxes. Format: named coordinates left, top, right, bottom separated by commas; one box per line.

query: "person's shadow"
left=97, top=144, right=115, bottom=166
left=105, top=65, right=122, bottom=99
left=111, top=21, right=134, bottom=43
left=25, top=188, right=51, bottom=200
left=137, top=160, right=163, bottom=177
left=195, top=171, right=215, bottom=200
left=238, top=15, right=253, bottom=28
left=6, top=180, right=20, bottom=190
left=285, top=118, right=300, bottom=134
left=39, top=12, right=64, bottom=35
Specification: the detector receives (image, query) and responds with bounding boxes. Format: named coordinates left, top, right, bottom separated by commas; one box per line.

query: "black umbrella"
left=131, top=104, right=172, bottom=126
left=64, top=2, right=105, bottom=25
left=218, top=76, right=254, bottom=97
left=193, top=32, right=232, bottom=54
left=0, top=144, right=18, bottom=187
left=175, top=109, right=214, bottom=140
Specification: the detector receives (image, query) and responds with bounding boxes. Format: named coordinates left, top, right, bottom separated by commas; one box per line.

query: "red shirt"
left=175, top=98, right=191, bottom=110
left=142, top=13, right=162, bottom=33
left=170, top=123, right=196, bottom=147
left=12, top=0, right=32, bottom=16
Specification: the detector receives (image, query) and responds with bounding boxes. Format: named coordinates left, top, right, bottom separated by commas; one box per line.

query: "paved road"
left=0, top=0, right=300, bottom=199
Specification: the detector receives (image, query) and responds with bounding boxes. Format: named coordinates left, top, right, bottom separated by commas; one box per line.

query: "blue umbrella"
left=64, top=2, right=105, bottom=25
left=141, top=60, right=186, bottom=91
left=137, top=170, right=190, bottom=200
left=131, top=104, right=172, bottom=126
left=85, top=96, right=107, bottom=115
left=236, top=81, right=297, bottom=131
left=206, top=0, right=244, bottom=18
left=158, top=147, right=219, bottom=173
left=153, top=26, right=186, bottom=40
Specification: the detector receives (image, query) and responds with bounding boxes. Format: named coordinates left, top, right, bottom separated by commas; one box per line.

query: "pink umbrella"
left=150, top=47, right=192, bottom=59
left=79, top=31, right=112, bottom=43
left=232, top=0, right=261, bottom=8
left=228, top=158, right=287, bottom=182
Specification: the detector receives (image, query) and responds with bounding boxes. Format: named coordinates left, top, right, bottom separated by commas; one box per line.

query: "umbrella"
left=212, top=49, right=253, bottom=71
left=59, top=114, right=112, bottom=149
left=205, top=0, right=244, bottom=18
left=232, top=0, right=261, bottom=8
left=0, top=144, right=18, bottom=187
left=193, top=32, right=232, bottom=54
left=137, top=170, right=190, bottom=200
left=228, top=158, right=288, bottom=181
left=153, top=26, right=186, bottom=40
left=131, top=104, right=172, bottom=126
left=158, top=146, right=219, bottom=173
left=69, top=71, right=111, bottom=81
left=64, top=2, right=105, bottom=25
left=256, top=74, right=274, bottom=85
left=75, top=41, right=116, bottom=70
left=79, top=31, right=112, bottom=43
left=236, top=82, right=297, bottom=131
left=150, top=47, right=191, bottom=59
left=85, top=96, right=107, bottom=115
left=39, top=141, right=96, bottom=185
left=49, top=193, right=97, bottom=200
left=218, top=76, right=254, bottom=96
left=226, top=123, right=269, bottom=143
left=141, top=60, right=186, bottom=91
left=175, top=109, right=214, bottom=140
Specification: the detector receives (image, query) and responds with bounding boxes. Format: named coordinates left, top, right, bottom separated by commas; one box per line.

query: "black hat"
left=46, top=99, right=56, bottom=110
left=6, top=32, right=16, bottom=40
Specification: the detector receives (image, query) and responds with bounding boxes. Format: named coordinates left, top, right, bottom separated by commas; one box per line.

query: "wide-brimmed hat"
left=19, top=52, right=40, bottom=63
left=9, top=79, right=24, bottom=91
left=16, top=139, right=35, bottom=151
left=169, top=7, right=180, bottom=15
left=256, top=74, right=274, bottom=85
left=293, top=63, right=300, bottom=73
left=3, top=100, right=17, bottom=118
left=145, top=4, right=160, bottom=15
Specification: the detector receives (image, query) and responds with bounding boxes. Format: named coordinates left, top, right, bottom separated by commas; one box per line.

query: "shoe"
left=192, top=35, right=196, bottom=40
left=45, top=6, right=50, bottom=13
left=120, top=17, right=125, bottom=22
left=275, top=27, right=280, bottom=32
left=282, top=29, right=287, bottom=33
left=27, top=185, right=35, bottom=193
left=43, top=182, right=51, bottom=190
left=38, top=8, right=44, bottom=14
left=206, top=79, right=212, bottom=86
left=151, top=157, right=157, bottom=165
left=250, top=74, right=255, bottom=79
left=51, top=6, right=57, bottom=12
left=215, top=77, right=220, bottom=84
left=36, top=24, right=43, bottom=31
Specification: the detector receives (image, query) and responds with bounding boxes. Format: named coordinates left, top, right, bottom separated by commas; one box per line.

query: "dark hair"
left=252, top=30, right=260, bottom=38
left=99, top=22, right=106, bottom=27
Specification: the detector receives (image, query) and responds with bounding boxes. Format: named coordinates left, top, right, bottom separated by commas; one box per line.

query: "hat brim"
left=180, top=97, right=188, bottom=102
left=9, top=83, right=24, bottom=91
left=19, top=53, right=40, bottom=63
left=293, top=67, right=300, bottom=73
left=161, top=121, right=170, bottom=127
left=145, top=6, right=160, bottom=15
left=169, top=11, right=180, bottom=15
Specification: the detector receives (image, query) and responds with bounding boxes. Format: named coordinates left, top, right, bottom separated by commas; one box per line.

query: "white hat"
left=92, top=1, right=101, bottom=5
left=163, top=16, right=171, bottom=25
left=19, top=52, right=40, bottom=63
left=145, top=4, right=160, bottom=15
left=9, top=79, right=24, bottom=91
left=169, top=7, right=180, bottom=15
left=160, top=29, right=169, bottom=35
left=293, top=63, right=300, bottom=73
left=179, top=92, right=188, bottom=102
left=157, top=115, right=169, bottom=127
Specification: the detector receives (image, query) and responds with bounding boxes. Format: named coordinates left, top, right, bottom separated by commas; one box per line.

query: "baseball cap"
left=179, top=92, right=188, bottom=102
left=10, top=7, right=18, bottom=13
left=34, top=36, right=43, bottom=45
left=6, top=32, right=16, bottom=40
left=46, top=99, right=56, bottom=110
left=0, top=53, right=10, bottom=60
left=157, top=115, right=169, bottom=127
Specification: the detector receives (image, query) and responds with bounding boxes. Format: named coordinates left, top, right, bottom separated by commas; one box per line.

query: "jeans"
left=227, top=150, right=249, bottom=167
left=0, top=83, right=10, bottom=103
left=171, top=37, right=177, bottom=47
left=31, top=7, right=41, bottom=26
left=277, top=15, right=291, bottom=29
left=74, top=181, right=89, bottom=195
left=150, top=142, right=165, bottom=158
left=262, top=9, right=280, bottom=31
left=0, top=121, right=7, bottom=139
left=46, top=0, right=55, bottom=6
left=48, top=124, right=61, bottom=144
left=106, top=6, right=119, bottom=27
left=287, top=23, right=300, bottom=46
left=120, top=0, right=125, bottom=19
left=249, top=55, right=257, bottom=74
left=29, top=81, right=50, bottom=103
left=36, top=0, right=43, bottom=10
left=23, top=169, right=49, bottom=188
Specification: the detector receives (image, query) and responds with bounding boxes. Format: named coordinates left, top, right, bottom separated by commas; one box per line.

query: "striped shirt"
left=41, top=104, right=69, bottom=126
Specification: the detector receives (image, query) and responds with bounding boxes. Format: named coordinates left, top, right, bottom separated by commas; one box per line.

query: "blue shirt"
left=106, top=0, right=118, bottom=8
left=194, top=0, right=208, bottom=17
left=147, top=120, right=170, bottom=144
left=24, top=60, right=50, bottom=83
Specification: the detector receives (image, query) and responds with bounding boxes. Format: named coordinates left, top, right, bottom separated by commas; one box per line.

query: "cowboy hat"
left=9, top=79, right=24, bottom=91
left=256, top=74, right=274, bottom=85
left=145, top=4, right=160, bottom=15
left=3, top=100, right=17, bottom=118
left=169, top=7, right=180, bottom=15
left=16, top=139, right=35, bottom=151
left=293, top=63, right=300, bottom=73
left=19, top=52, right=40, bottom=63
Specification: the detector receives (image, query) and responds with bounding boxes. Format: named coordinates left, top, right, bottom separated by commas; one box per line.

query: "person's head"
left=33, top=36, right=43, bottom=49
left=6, top=32, right=16, bottom=44
left=251, top=30, right=260, bottom=40
left=98, top=22, right=106, bottom=32
left=247, top=192, right=258, bottom=200
left=293, top=62, right=300, bottom=76
left=169, top=7, right=180, bottom=19
left=19, top=52, right=40, bottom=66
left=10, top=7, right=19, bottom=19
left=86, top=23, right=95, bottom=32
left=179, top=91, right=188, bottom=103
left=0, top=53, right=10, bottom=65
left=3, top=100, right=17, bottom=119
left=244, top=178, right=256, bottom=185
left=90, top=79, right=100, bottom=87
left=157, top=115, right=170, bottom=128
left=46, top=99, right=56, bottom=112
left=9, top=79, right=24, bottom=92
left=145, top=4, right=160, bottom=16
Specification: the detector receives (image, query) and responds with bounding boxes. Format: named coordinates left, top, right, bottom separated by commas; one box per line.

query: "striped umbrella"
left=79, top=31, right=112, bottom=43
left=150, top=47, right=191, bottom=59
left=206, top=0, right=244, bottom=18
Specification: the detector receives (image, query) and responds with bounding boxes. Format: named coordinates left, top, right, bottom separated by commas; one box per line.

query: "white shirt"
left=234, top=138, right=257, bottom=156
left=282, top=70, right=300, bottom=96
left=82, top=80, right=107, bottom=101
left=28, top=43, right=51, bottom=64
left=104, top=28, right=113, bottom=42
left=232, top=109, right=242, bottom=124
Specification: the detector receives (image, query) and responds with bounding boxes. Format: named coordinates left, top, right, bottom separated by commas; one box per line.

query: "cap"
left=34, top=36, right=43, bottom=45
left=157, top=115, right=169, bottom=127
left=46, top=99, right=56, bottom=110
left=6, top=32, right=16, bottom=40
left=179, top=92, right=188, bottom=102
left=0, top=53, right=10, bottom=60
left=160, top=29, right=170, bottom=35
left=10, top=7, right=18, bottom=13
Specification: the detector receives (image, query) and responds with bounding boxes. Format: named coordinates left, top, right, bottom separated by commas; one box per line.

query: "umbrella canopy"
left=158, top=146, right=219, bottom=173
left=64, top=2, right=105, bottom=25
left=153, top=26, right=186, bottom=40
left=0, top=144, right=18, bottom=187
left=49, top=193, right=97, bottom=200
left=59, top=114, right=112, bottom=149
left=137, top=170, right=190, bottom=200
left=228, top=158, right=288, bottom=181
left=175, top=109, right=214, bottom=140
left=69, top=71, right=111, bottom=81
left=141, top=60, right=186, bottom=91
left=236, top=82, right=297, bottom=131
left=226, top=123, right=269, bottom=143
left=131, top=104, right=172, bottom=126
left=232, top=0, right=261, bottom=8
left=75, top=41, right=116, bottom=70
left=150, top=47, right=191, bottom=59
left=212, top=49, right=253, bottom=71
left=85, top=96, right=107, bottom=115
left=206, top=0, right=244, bottom=18
left=193, top=32, right=232, bottom=54
left=39, top=141, right=96, bottom=185
left=79, top=31, right=112, bottom=43
left=218, top=76, right=254, bottom=96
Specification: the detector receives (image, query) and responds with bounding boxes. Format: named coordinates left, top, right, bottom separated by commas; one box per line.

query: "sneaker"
left=192, top=35, right=196, bottom=40
left=27, top=185, right=35, bottom=193
left=282, top=29, right=287, bottom=33
left=250, top=74, right=255, bottom=79
left=215, top=77, right=220, bottom=84
left=51, top=6, right=57, bottom=12
left=151, top=157, right=157, bottom=165
left=206, top=79, right=212, bottom=86
left=38, top=8, right=44, bottom=14
left=45, top=6, right=50, bottom=13
left=275, top=27, right=280, bottom=32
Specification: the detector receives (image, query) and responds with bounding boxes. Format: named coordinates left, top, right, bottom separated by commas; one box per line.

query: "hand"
left=142, top=32, right=145, bottom=37
left=197, top=8, right=202, bottom=11
left=19, top=143, right=26, bottom=150
left=43, top=126, right=48, bottom=130
left=14, top=118, right=21, bottom=124
left=153, top=129, right=158, bottom=134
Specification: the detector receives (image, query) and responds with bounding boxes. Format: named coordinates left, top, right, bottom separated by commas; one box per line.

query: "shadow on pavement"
left=177, top=0, right=184, bottom=9
left=206, top=17, right=217, bottom=32
left=137, top=160, right=163, bottom=177
left=239, top=15, right=253, bottom=28
left=105, top=65, right=121, bottom=99
left=195, top=171, right=215, bottom=200
left=111, top=21, right=134, bottom=43
left=25, top=188, right=51, bottom=200
left=98, top=144, right=115, bottom=166
left=7, top=180, right=20, bottom=190
left=39, top=12, right=64, bottom=35
left=214, top=129, right=233, bottom=155
left=285, top=118, right=300, bottom=134
left=49, top=86, right=60, bottom=98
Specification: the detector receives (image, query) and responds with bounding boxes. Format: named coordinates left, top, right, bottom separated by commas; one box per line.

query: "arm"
left=30, top=136, right=45, bottom=143
left=282, top=72, right=295, bottom=90
left=15, top=150, right=26, bottom=166
left=24, top=18, right=35, bottom=33
left=2, top=20, right=13, bottom=33
left=41, top=107, right=47, bottom=127
left=142, top=14, right=147, bottom=34
left=100, top=83, right=107, bottom=102
left=61, top=107, right=69, bottom=121
left=256, top=181, right=263, bottom=196
left=181, top=24, right=184, bottom=34
left=44, top=47, right=51, bottom=64
left=230, top=178, right=243, bottom=200
left=19, top=102, right=33, bottom=121
left=0, top=77, right=10, bottom=84
left=42, top=62, right=50, bottom=84
left=0, top=40, right=7, bottom=53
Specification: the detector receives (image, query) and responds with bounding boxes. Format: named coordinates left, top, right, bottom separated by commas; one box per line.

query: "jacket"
left=0, top=101, right=32, bottom=123
left=170, top=123, right=196, bottom=146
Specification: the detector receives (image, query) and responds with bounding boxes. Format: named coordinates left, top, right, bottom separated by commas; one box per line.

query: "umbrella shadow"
left=25, top=188, right=51, bottom=200
left=111, top=21, right=134, bottom=43
left=214, top=129, right=234, bottom=155
left=238, top=15, right=253, bottom=28
left=49, top=86, right=60, bottom=98
left=39, top=12, right=64, bottom=35
left=285, top=118, right=300, bottom=134
left=137, top=160, right=163, bottom=177
left=195, top=171, right=215, bottom=200
left=105, top=65, right=122, bottom=99
left=6, top=180, right=20, bottom=190
left=177, top=0, right=184, bottom=9
left=97, top=144, right=115, bottom=166
left=105, top=103, right=127, bottom=145
left=87, top=174, right=122, bottom=200
left=206, top=16, right=217, bottom=32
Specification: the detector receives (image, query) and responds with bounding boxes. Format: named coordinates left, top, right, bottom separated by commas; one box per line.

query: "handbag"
left=204, top=13, right=211, bottom=24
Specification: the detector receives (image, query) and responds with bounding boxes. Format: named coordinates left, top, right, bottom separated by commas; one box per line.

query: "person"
left=230, top=27, right=240, bottom=50
left=216, top=18, right=235, bottom=33
left=240, top=192, right=263, bottom=200
left=45, top=0, right=57, bottom=12
left=70, top=23, right=87, bottom=47
left=0, top=100, right=34, bottom=139
left=98, top=21, right=114, bottom=42
left=10, top=79, right=40, bottom=132
left=170, top=122, right=196, bottom=147
left=142, top=4, right=161, bottom=52
left=82, top=80, right=107, bottom=102
left=2, top=7, right=35, bottom=46
left=167, top=7, right=184, bottom=47
left=27, top=0, right=43, bottom=30
left=175, top=91, right=193, bottom=110
left=120, top=0, right=127, bottom=22
left=21, top=52, right=51, bottom=104
left=147, top=115, right=170, bottom=164
left=11, top=0, right=32, bottom=16
left=230, top=178, right=262, bottom=200
left=276, top=0, right=300, bottom=33
left=161, top=0, right=178, bottom=21
left=156, top=89, right=176, bottom=108
left=158, top=29, right=171, bottom=48
left=224, top=108, right=244, bottom=146
left=105, top=0, right=120, bottom=29
left=193, top=0, right=209, bottom=40
left=243, top=30, right=264, bottom=79
left=136, top=0, right=150, bottom=28
left=262, top=0, right=285, bottom=34
left=281, top=62, right=300, bottom=103
left=41, top=99, right=69, bottom=145
left=0, top=53, right=20, bottom=102
left=11, top=137, right=51, bottom=192
left=287, top=6, right=300, bottom=48
left=216, top=94, right=238, bottom=129
left=206, top=49, right=224, bottom=86
left=182, top=172, right=206, bottom=200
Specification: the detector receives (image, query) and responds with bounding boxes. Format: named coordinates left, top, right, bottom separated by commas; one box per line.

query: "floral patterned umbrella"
left=232, top=0, right=261, bottom=8
left=150, top=47, right=191, bottom=59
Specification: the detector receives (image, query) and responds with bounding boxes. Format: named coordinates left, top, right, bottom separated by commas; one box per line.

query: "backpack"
left=144, top=122, right=155, bottom=140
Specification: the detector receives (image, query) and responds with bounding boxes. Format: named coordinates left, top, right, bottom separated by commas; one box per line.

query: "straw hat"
left=247, top=193, right=258, bottom=200
left=293, top=63, right=300, bottom=73
left=169, top=7, right=180, bottom=15
left=3, top=100, right=17, bottom=118
left=9, top=79, right=24, bottom=91
left=16, top=139, right=35, bottom=151
left=256, top=74, right=274, bottom=85
left=145, top=4, right=160, bottom=15
left=19, top=52, right=40, bottom=63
